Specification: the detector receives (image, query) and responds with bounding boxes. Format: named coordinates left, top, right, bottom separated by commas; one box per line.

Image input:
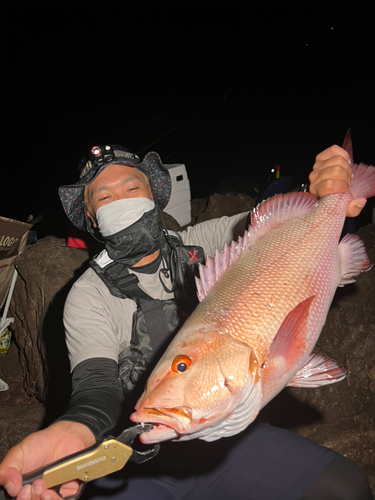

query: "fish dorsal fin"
left=287, top=354, right=346, bottom=387
left=195, top=224, right=264, bottom=301
left=195, top=192, right=317, bottom=302
left=251, top=192, right=317, bottom=229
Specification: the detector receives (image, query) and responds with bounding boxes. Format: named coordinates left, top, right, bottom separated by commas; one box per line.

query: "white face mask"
left=96, top=198, right=155, bottom=237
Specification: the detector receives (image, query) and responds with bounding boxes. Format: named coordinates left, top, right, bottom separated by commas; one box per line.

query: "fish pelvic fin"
left=195, top=192, right=317, bottom=302
left=287, top=354, right=346, bottom=387
left=338, top=233, right=372, bottom=286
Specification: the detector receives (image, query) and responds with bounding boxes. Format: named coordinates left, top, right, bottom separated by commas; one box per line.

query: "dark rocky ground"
left=0, top=193, right=374, bottom=494
left=0, top=343, right=46, bottom=456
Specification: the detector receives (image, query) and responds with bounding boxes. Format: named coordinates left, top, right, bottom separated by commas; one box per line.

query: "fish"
left=131, top=131, right=375, bottom=444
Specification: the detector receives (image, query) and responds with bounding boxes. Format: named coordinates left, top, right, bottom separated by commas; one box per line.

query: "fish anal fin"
left=287, top=354, right=346, bottom=387
left=251, top=192, right=317, bottom=229
left=264, top=296, right=315, bottom=374
left=338, top=234, right=372, bottom=286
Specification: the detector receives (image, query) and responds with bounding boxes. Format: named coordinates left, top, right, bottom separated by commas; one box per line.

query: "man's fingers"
left=314, top=145, right=350, bottom=163
left=310, top=164, right=352, bottom=188
left=0, top=467, right=23, bottom=497
left=347, top=198, right=367, bottom=218
left=4, top=480, right=17, bottom=498
left=57, top=480, right=81, bottom=499
left=17, top=481, right=65, bottom=500
left=310, top=178, right=351, bottom=199
left=309, top=154, right=353, bottom=199
left=312, top=156, right=353, bottom=177
left=18, top=485, right=32, bottom=500
left=31, top=481, right=46, bottom=497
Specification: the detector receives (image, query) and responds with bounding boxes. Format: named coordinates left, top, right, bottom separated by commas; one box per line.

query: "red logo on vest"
left=188, top=250, right=199, bottom=262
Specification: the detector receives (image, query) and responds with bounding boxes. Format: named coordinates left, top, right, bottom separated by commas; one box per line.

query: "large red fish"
left=131, top=132, right=375, bottom=444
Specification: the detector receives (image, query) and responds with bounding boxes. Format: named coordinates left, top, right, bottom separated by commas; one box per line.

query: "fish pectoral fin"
left=287, top=354, right=346, bottom=387
left=264, top=296, right=315, bottom=374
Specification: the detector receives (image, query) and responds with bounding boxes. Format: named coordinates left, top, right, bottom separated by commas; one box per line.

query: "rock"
left=193, top=193, right=255, bottom=224
left=0, top=343, right=45, bottom=461
left=158, top=211, right=181, bottom=232
left=9, top=236, right=90, bottom=416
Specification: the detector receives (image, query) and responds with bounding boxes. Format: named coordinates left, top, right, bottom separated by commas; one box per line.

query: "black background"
left=3, top=0, right=375, bottom=235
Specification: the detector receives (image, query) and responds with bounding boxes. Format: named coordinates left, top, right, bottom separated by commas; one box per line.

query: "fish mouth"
left=130, top=406, right=193, bottom=434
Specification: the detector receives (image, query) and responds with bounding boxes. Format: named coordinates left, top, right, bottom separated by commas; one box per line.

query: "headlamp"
left=89, top=145, right=116, bottom=169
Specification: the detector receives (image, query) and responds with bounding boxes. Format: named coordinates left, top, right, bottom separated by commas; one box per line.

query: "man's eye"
left=99, top=196, right=109, bottom=201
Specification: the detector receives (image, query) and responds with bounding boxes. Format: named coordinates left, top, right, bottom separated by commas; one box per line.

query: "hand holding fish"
left=309, top=143, right=366, bottom=217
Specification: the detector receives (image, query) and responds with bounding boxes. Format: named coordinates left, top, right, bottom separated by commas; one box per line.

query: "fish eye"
left=171, top=355, right=192, bottom=374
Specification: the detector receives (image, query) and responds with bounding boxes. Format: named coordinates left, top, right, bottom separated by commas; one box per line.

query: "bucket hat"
left=59, top=145, right=172, bottom=231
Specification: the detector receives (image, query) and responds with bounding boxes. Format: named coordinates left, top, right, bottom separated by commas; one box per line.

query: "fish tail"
left=350, top=162, right=375, bottom=200
left=342, top=129, right=375, bottom=199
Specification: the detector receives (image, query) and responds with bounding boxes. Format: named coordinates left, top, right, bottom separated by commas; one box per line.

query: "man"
left=0, top=144, right=372, bottom=500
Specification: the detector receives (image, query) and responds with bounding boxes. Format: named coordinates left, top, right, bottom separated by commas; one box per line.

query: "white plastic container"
left=164, top=164, right=191, bottom=226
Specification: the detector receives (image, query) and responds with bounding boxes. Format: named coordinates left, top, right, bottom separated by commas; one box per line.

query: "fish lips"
left=130, top=406, right=194, bottom=438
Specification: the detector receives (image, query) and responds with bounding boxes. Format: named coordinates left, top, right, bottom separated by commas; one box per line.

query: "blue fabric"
left=83, top=422, right=336, bottom=500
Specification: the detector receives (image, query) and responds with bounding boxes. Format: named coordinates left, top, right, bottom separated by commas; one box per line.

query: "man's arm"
left=180, top=211, right=249, bottom=257
left=55, top=358, right=124, bottom=442
left=0, top=358, right=124, bottom=500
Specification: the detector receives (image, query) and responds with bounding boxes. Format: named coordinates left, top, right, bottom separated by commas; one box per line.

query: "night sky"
left=3, top=1, right=375, bottom=236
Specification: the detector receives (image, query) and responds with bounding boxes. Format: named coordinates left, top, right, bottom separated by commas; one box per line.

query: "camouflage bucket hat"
left=59, top=145, right=172, bottom=231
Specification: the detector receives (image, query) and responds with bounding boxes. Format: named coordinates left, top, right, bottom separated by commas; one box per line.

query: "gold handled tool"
left=0, top=424, right=158, bottom=500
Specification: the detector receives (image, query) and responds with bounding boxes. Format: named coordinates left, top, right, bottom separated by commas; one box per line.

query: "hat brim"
left=59, top=152, right=171, bottom=232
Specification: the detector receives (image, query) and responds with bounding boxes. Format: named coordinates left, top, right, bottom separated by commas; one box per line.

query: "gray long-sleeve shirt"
left=63, top=212, right=248, bottom=372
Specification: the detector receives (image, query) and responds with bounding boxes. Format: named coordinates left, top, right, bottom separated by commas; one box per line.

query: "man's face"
left=86, top=164, right=153, bottom=227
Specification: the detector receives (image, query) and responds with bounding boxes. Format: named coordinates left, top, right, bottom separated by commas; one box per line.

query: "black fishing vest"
left=90, top=232, right=204, bottom=395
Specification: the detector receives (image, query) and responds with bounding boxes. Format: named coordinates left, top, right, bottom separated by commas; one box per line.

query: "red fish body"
left=131, top=137, right=375, bottom=444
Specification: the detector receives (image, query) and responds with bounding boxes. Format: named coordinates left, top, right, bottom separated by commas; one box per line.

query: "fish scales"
left=131, top=143, right=375, bottom=443
left=189, top=192, right=349, bottom=366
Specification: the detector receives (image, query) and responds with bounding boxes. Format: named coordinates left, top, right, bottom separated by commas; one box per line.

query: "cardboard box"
left=164, top=164, right=191, bottom=227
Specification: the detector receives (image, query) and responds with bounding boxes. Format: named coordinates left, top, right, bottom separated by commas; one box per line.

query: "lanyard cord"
left=157, top=206, right=186, bottom=296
